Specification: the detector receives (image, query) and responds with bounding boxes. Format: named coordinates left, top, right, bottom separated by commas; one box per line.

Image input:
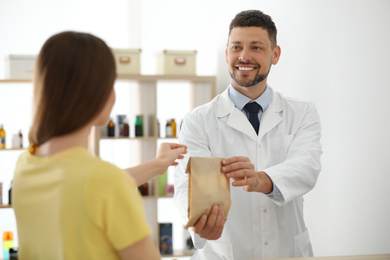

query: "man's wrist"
left=258, top=171, right=273, bottom=194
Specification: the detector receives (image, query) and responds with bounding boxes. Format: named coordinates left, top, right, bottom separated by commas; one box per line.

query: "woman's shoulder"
left=85, top=156, right=135, bottom=188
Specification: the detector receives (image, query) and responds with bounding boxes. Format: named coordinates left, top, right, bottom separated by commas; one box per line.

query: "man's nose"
left=239, top=48, right=252, bottom=62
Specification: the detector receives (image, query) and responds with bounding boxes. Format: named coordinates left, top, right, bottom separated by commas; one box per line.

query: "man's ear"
left=225, top=45, right=229, bottom=63
left=272, top=45, right=281, bottom=65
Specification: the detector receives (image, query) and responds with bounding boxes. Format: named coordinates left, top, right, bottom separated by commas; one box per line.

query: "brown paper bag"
left=185, top=157, right=231, bottom=228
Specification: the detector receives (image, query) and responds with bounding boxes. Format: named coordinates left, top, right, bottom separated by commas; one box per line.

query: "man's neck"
left=231, top=81, right=267, bottom=100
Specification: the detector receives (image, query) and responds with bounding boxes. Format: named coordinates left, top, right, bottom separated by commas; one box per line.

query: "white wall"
left=138, top=0, right=390, bottom=256
left=1, top=0, right=389, bottom=257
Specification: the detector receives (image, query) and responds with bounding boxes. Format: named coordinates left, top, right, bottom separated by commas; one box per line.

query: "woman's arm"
left=124, top=143, right=187, bottom=186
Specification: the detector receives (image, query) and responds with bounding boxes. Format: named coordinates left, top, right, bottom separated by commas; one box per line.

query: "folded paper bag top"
left=185, top=157, right=231, bottom=228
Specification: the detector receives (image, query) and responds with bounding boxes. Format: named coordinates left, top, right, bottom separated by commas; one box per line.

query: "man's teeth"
left=237, top=67, right=255, bottom=71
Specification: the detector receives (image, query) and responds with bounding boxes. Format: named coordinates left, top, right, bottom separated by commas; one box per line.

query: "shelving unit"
left=0, top=80, right=31, bottom=211
left=0, top=79, right=31, bottom=153
left=1, top=75, right=216, bottom=258
left=90, top=74, right=216, bottom=258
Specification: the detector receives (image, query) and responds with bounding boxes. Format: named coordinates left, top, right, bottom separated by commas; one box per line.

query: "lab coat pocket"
left=268, top=135, right=293, bottom=165
left=194, top=241, right=234, bottom=260
left=294, top=229, right=313, bottom=257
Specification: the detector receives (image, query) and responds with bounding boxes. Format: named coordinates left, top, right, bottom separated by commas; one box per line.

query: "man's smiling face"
left=226, top=26, right=278, bottom=89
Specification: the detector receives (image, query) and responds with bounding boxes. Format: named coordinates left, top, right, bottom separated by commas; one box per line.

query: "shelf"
left=0, top=79, right=31, bottom=83
left=100, top=136, right=178, bottom=140
left=157, top=195, right=174, bottom=199
left=100, top=136, right=158, bottom=140
left=116, top=74, right=215, bottom=83
left=0, top=148, right=25, bottom=151
left=162, top=250, right=194, bottom=257
left=140, top=196, right=157, bottom=200
left=0, top=205, right=12, bottom=209
left=0, top=74, right=216, bottom=84
left=90, top=73, right=216, bottom=251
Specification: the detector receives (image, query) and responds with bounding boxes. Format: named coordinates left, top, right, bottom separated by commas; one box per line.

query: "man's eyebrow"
left=251, top=41, right=266, bottom=45
left=229, top=41, right=266, bottom=45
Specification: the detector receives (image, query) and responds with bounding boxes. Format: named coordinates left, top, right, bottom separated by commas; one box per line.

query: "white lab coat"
left=173, top=87, right=322, bottom=260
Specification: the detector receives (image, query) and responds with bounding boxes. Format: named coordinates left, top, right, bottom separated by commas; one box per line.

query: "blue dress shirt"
left=228, top=84, right=281, bottom=198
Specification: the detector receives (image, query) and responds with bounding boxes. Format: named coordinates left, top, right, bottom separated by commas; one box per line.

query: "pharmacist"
left=173, top=10, right=322, bottom=260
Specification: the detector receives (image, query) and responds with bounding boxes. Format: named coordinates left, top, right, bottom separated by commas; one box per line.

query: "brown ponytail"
left=29, top=31, right=116, bottom=148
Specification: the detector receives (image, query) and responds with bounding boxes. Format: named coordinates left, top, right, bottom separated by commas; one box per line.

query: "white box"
left=5, top=55, right=37, bottom=80
left=156, top=50, right=196, bottom=75
left=111, top=48, right=141, bottom=75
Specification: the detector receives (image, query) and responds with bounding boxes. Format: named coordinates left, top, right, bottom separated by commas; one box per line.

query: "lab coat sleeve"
left=264, top=102, right=322, bottom=206
left=173, top=113, right=211, bottom=249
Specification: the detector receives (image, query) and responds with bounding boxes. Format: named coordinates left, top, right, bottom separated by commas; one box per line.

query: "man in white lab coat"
left=173, top=10, right=322, bottom=260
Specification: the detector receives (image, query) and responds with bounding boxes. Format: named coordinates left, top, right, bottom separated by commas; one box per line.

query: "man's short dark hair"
left=228, top=10, right=277, bottom=48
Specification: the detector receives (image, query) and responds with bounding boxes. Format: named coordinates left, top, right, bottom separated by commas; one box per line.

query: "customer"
left=13, top=31, right=187, bottom=260
left=174, top=10, right=322, bottom=260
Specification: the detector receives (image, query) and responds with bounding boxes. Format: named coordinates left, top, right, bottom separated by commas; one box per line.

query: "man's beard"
left=229, top=62, right=271, bottom=88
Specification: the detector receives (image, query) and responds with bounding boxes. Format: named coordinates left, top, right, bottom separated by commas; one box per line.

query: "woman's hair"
left=29, top=31, right=116, bottom=147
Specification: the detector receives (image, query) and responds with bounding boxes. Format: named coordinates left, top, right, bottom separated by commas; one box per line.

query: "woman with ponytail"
left=13, top=31, right=186, bottom=260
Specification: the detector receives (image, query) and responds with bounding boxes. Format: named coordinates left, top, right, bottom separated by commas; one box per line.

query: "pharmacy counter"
left=256, top=255, right=390, bottom=260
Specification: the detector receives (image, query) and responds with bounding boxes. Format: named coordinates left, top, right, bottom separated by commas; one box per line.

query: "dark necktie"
left=244, top=102, right=261, bottom=134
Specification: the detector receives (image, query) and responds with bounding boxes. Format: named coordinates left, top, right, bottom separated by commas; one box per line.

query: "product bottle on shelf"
left=117, top=115, right=125, bottom=136
left=165, top=120, right=172, bottom=138
left=107, top=118, right=115, bottom=137
left=8, top=181, right=12, bottom=205
left=0, top=182, right=2, bottom=205
left=123, top=117, right=129, bottom=137
left=11, top=135, right=19, bottom=149
left=2, top=231, right=13, bottom=260
left=171, top=119, right=177, bottom=137
left=18, top=130, right=23, bottom=148
left=158, top=171, right=168, bottom=196
left=157, top=120, right=160, bottom=137
left=0, top=125, right=6, bottom=149
left=138, top=182, right=149, bottom=196
left=135, top=115, right=143, bottom=137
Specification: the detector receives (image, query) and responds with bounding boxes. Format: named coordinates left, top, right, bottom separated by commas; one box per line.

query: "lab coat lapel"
left=258, top=89, right=283, bottom=141
left=217, top=89, right=259, bottom=141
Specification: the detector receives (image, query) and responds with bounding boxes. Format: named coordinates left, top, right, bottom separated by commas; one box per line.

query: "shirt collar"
left=228, top=84, right=271, bottom=112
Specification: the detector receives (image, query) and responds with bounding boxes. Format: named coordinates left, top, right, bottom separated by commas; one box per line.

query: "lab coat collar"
left=217, top=87, right=283, bottom=141
left=258, top=89, right=283, bottom=141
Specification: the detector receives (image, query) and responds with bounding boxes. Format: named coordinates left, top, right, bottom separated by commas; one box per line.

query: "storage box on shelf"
left=89, top=74, right=216, bottom=256
left=111, top=48, right=142, bottom=75
left=156, top=50, right=197, bottom=75
left=5, top=55, right=37, bottom=80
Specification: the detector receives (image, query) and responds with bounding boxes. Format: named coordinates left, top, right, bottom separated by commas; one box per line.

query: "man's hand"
left=192, top=205, right=225, bottom=240
left=222, top=156, right=273, bottom=194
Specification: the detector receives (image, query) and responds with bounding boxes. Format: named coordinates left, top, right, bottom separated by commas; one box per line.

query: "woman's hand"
left=156, top=142, right=187, bottom=168
left=125, top=143, right=187, bottom=186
